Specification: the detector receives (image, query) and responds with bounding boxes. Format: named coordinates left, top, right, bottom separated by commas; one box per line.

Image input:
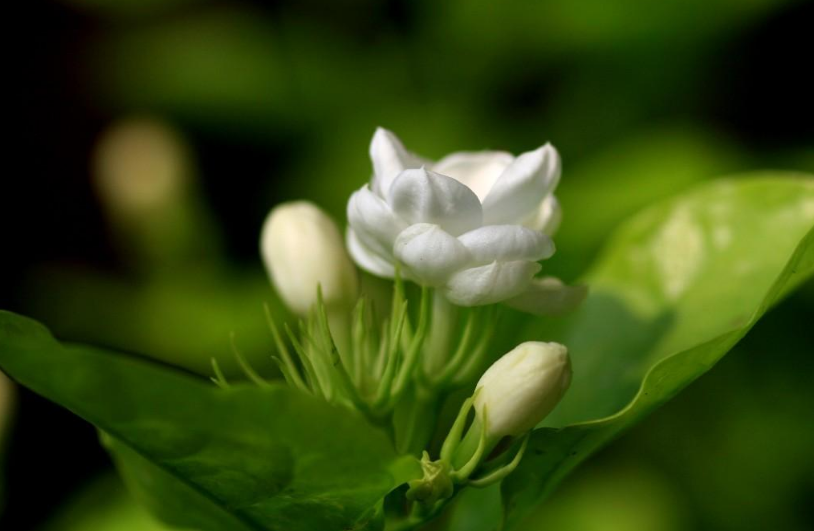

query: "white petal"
left=388, top=167, right=483, bottom=236
left=394, top=224, right=472, bottom=286
left=347, top=227, right=395, bottom=278
left=444, top=260, right=541, bottom=306
left=347, top=184, right=407, bottom=259
left=433, top=151, right=514, bottom=201
left=522, top=194, right=562, bottom=236
left=369, top=127, right=424, bottom=197
left=458, top=225, right=555, bottom=266
left=505, top=277, right=587, bottom=316
left=482, top=144, right=561, bottom=225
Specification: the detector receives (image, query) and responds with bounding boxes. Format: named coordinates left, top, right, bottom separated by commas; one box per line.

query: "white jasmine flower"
left=474, top=341, right=571, bottom=438
left=347, top=128, right=573, bottom=309
left=261, top=201, right=358, bottom=316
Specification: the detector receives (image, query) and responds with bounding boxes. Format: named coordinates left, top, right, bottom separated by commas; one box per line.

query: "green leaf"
left=41, top=474, right=174, bottom=531
left=549, top=127, right=741, bottom=281
left=499, top=175, right=814, bottom=529
left=0, top=313, right=420, bottom=531
left=22, top=272, right=284, bottom=378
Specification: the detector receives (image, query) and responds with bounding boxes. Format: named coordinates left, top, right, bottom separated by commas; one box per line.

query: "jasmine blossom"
left=347, top=128, right=577, bottom=310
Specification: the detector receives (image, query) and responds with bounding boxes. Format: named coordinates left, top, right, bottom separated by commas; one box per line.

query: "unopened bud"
left=93, top=117, right=191, bottom=218
left=261, top=201, right=358, bottom=315
left=474, top=341, right=571, bottom=439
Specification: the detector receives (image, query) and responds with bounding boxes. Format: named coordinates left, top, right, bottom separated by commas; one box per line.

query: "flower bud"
left=93, top=117, right=192, bottom=217
left=261, top=201, right=358, bottom=315
left=474, top=341, right=571, bottom=439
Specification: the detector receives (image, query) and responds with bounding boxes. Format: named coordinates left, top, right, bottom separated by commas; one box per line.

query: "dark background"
left=2, top=0, right=813, bottom=530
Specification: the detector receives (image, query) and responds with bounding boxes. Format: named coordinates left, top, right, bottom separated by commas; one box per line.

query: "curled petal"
left=394, top=224, right=472, bottom=286
left=505, top=277, right=588, bottom=316
left=388, top=168, right=483, bottom=236
left=347, top=185, right=407, bottom=260
left=347, top=227, right=395, bottom=277
left=370, top=127, right=425, bottom=197
left=444, top=260, right=541, bottom=306
left=482, top=144, right=561, bottom=226
left=522, top=194, right=562, bottom=236
left=458, top=225, right=555, bottom=266
left=433, top=151, right=514, bottom=201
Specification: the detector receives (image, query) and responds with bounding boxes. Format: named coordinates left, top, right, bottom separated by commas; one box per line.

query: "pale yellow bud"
left=474, top=341, right=571, bottom=438
left=92, top=117, right=191, bottom=217
left=261, top=202, right=358, bottom=315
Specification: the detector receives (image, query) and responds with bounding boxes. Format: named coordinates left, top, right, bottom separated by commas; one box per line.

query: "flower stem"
left=422, top=292, right=457, bottom=377
left=396, top=387, right=438, bottom=455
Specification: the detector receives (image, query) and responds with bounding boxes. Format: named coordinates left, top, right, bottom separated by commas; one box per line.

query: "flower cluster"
left=256, top=127, right=585, bottom=519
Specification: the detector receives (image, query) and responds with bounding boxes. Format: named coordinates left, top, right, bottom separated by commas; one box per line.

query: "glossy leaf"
left=0, top=313, right=420, bottom=531
left=498, top=175, right=814, bottom=528
left=41, top=474, right=174, bottom=531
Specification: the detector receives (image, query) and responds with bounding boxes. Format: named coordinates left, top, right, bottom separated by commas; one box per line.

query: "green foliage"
left=40, top=474, right=173, bottom=531
left=497, top=175, right=814, bottom=528
left=2, top=175, right=813, bottom=531
left=23, top=273, right=282, bottom=378
left=0, top=313, right=419, bottom=531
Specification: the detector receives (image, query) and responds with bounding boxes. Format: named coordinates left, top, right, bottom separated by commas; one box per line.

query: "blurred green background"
left=2, top=0, right=812, bottom=529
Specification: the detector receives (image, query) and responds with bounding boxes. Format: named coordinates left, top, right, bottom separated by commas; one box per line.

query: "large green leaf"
left=40, top=474, right=174, bottom=531
left=498, top=175, right=814, bottom=528
left=0, top=313, right=420, bottom=531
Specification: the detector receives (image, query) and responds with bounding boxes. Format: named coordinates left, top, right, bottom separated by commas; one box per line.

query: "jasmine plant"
left=1, top=128, right=813, bottom=531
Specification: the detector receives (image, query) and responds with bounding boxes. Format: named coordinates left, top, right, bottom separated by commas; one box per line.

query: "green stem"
left=435, top=309, right=477, bottom=386
left=422, top=292, right=456, bottom=377
left=397, top=388, right=438, bottom=455
left=386, top=503, right=443, bottom=531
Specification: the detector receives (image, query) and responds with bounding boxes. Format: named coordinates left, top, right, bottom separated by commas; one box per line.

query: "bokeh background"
left=2, top=0, right=813, bottom=530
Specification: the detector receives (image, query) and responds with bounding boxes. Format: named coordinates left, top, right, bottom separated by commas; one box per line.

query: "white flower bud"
left=261, top=201, right=358, bottom=315
left=474, top=341, right=571, bottom=438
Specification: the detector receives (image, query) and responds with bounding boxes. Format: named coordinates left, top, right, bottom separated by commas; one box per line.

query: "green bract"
left=1, top=174, right=812, bottom=531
